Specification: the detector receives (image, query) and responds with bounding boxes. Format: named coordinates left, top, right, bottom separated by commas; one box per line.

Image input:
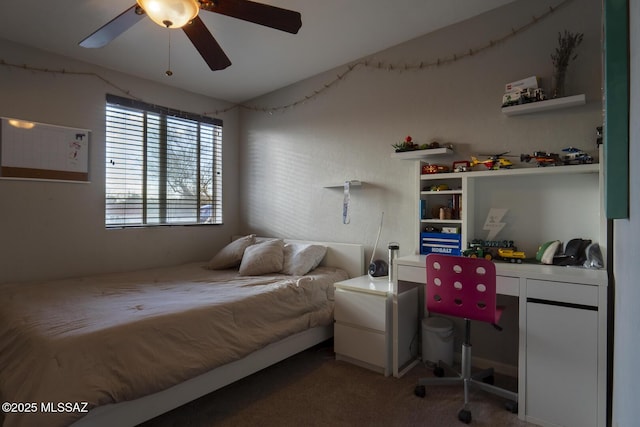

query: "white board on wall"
left=0, top=117, right=90, bottom=182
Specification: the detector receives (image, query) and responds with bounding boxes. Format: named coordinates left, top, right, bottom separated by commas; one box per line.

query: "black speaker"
left=368, top=259, right=389, bottom=277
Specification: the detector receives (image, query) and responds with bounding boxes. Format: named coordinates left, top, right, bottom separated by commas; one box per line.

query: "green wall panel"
left=604, top=0, right=630, bottom=219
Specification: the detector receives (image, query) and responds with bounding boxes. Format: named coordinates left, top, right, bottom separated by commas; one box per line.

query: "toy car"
left=428, top=184, right=450, bottom=191
left=452, top=160, right=470, bottom=172
left=520, top=151, right=564, bottom=167
left=465, top=239, right=526, bottom=262
left=422, top=164, right=450, bottom=174
left=561, top=147, right=594, bottom=165
left=501, top=87, right=546, bottom=107
left=462, top=243, right=493, bottom=260
left=497, top=247, right=526, bottom=263
left=472, top=239, right=515, bottom=248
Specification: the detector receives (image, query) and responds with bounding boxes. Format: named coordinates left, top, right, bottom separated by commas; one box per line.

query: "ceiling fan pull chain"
left=166, top=28, right=173, bottom=76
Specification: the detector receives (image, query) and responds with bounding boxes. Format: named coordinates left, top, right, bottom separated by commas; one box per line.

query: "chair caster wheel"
left=433, top=366, right=445, bottom=377
left=458, top=409, right=472, bottom=424
left=505, top=400, right=518, bottom=413
left=482, top=375, right=494, bottom=385
left=414, top=385, right=426, bottom=398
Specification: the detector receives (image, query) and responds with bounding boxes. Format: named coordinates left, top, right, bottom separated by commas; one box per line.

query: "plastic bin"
left=421, top=316, right=454, bottom=366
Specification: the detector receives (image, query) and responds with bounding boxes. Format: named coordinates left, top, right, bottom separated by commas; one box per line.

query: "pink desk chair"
left=414, top=254, right=518, bottom=424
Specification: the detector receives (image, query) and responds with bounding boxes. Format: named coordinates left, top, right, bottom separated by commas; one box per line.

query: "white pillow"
left=206, top=234, right=256, bottom=270
left=239, top=239, right=285, bottom=276
left=281, top=243, right=327, bottom=276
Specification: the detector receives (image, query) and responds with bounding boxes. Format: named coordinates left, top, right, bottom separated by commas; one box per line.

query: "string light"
left=1, top=0, right=569, bottom=118
left=0, top=59, right=143, bottom=100
left=210, top=0, right=570, bottom=115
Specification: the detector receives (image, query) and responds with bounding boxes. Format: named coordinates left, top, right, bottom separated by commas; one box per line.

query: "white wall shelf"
left=391, top=147, right=453, bottom=160
left=502, top=94, right=586, bottom=116
left=420, top=189, right=463, bottom=196
left=420, top=218, right=463, bottom=224
left=323, top=180, right=362, bottom=188
left=470, top=162, right=598, bottom=177
left=420, top=163, right=598, bottom=180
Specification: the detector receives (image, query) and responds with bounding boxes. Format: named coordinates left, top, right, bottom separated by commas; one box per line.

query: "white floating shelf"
left=420, top=219, right=463, bottom=224
left=323, top=180, right=362, bottom=188
left=415, top=163, right=599, bottom=180
left=502, top=94, right=586, bottom=116
left=466, top=162, right=599, bottom=178
left=391, top=147, right=454, bottom=160
left=420, top=190, right=463, bottom=195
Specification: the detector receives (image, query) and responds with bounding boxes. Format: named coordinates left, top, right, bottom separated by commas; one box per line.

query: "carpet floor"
left=140, top=340, right=536, bottom=427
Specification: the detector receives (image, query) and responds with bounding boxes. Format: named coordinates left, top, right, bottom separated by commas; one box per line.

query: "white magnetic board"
left=0, top=117, right=90, bottom=182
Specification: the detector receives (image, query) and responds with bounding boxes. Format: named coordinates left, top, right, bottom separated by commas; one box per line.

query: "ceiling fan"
left=79, top=0, right=302, bottom=71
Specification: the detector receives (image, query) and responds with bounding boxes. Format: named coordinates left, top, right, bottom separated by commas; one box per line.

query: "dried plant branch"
left=551, top=30, right=584, bottom=73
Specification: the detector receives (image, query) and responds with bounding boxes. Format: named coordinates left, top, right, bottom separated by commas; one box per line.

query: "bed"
left=0, top=236, right=364, bottom=427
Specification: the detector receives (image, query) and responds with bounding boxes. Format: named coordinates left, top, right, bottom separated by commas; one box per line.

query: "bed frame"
left=71, top=239, right=364, bottom=427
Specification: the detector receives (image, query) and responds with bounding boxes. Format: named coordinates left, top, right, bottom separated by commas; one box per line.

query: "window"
left=105, top=94, right=222, bottom=227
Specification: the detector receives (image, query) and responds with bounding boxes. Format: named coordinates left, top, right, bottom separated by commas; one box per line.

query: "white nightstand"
left=333, top=275, right=419, bottom=376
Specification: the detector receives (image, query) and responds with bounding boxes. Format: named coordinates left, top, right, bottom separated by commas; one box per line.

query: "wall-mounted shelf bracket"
left=324, top=180, right=362, bottom=188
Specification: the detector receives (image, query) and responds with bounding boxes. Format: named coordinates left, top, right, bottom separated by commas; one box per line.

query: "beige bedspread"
left=0, top=263, right=347, bottom=427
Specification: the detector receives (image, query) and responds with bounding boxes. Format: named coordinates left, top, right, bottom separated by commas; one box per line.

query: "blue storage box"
left=420, top=232, right=462, bottom=255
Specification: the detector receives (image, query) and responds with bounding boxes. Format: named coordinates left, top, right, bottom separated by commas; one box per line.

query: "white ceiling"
left=0, top=0, right=516, bottom=103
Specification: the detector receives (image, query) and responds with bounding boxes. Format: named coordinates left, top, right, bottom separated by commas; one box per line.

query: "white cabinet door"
left=525, top=300, right=598, bottom=427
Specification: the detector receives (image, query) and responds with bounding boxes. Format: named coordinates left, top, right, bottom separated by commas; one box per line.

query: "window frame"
left=105, top=94, right=223, bottom=228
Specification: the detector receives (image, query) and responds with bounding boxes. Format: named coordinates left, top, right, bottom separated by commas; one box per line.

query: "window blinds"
left=105, top=94, right=222, bottom=227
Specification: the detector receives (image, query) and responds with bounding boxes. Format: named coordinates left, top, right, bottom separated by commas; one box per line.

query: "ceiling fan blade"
left=79, top=5, right=145, bottom=48
left=201, top=0, right=302, bottom=34
left=183, top=16, right=232, bottom=71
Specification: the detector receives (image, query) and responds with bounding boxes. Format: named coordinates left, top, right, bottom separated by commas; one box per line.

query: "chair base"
left=415, top=341, right=518, bottom=424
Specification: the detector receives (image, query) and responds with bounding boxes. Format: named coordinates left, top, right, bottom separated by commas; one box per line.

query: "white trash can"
left=421, top=316, right=454, bottom=366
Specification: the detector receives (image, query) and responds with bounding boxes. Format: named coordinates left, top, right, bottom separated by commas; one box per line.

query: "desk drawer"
left=334, top=289, right=387, bottom=331
left=526, top=279, right=598, bottom=307
left=497, top=276, right=519, bottom=296
left=397, top=265, right=425, bottom=283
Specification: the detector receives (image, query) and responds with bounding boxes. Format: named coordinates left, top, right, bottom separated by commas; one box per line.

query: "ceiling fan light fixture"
left=136, top=0, right=199, bottom=28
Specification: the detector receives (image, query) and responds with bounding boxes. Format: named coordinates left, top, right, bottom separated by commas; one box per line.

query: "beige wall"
left=0, top=0, right=607, bottom=374
left=238, top=0, right=603, bottom=367
left=0, top=40, right=241, bottom=283
left=0, top=0, right=602, bottom=282
left=3, top=0, right=637, bottom=421
left=239, top=0, right=603, bottom=264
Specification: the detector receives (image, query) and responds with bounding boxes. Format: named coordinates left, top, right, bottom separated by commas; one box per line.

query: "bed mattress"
left=0, top=263, right=347, bottom=427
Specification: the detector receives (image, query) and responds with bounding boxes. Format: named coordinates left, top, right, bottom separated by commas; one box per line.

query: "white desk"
left=395, top=254, right=608, bottom=427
